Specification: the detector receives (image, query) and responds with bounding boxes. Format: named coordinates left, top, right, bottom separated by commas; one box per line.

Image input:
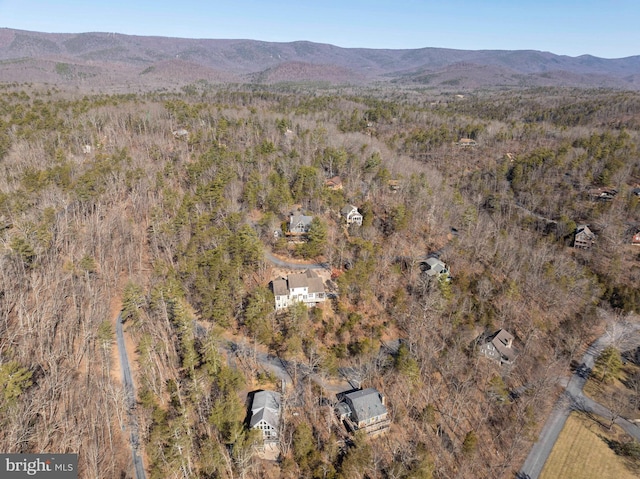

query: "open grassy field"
left=540, top=412, right=637, bottom=479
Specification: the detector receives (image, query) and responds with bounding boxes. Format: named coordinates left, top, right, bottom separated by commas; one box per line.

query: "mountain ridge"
left=1, top=27, right=639, bottom=90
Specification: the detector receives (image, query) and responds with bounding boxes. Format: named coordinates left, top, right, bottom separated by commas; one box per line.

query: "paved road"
left=570, top=392, right=640, bottom=441
left=519, top=320, right=640, bottom=479
left=116, top=313, right=147, bottom=479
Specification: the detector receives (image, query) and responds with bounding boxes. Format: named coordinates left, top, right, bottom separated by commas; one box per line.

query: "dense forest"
left=0, top=81, right=639, bottom=478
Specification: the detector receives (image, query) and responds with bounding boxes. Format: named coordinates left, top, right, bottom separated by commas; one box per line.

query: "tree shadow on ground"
left=598, top=435, right=640, bottom=474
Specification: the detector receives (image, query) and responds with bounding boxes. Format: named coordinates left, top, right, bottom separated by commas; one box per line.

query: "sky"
left=0, top=0, right=637, bottom=59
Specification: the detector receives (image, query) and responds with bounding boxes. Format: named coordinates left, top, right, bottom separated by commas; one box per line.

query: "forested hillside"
left=0, top=82, right=639, bottom=478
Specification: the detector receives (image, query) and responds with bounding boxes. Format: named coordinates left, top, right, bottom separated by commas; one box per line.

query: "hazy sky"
left=0, top=0, right=637, bottom=58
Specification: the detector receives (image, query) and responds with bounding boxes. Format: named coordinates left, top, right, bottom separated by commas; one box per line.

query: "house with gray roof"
left=272, top=269, right=326, bottom=311
left=479, top=329, right=516, bottom=364
left=289, top=212, right=313, bottom=234
left=423, top=256, right=450, bottom=279
left=335, top=388, right=390, bottom=436
left=249, top=390, right=281, bottom=442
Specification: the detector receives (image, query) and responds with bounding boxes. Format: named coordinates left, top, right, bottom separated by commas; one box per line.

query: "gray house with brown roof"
left=272, top=270, right=326, bottom=310
left=335, top=388, right=390, bottom=437
left=574, top=224, right=596, bottom=249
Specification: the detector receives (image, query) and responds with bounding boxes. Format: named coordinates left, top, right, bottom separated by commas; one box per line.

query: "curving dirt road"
left=222, top=338, right=352, bottom=395
left=116, top=312, right=147, bottom=479
left=518, top=319, right=640, bottom=479
left=263, top=249, right=329, bottom=270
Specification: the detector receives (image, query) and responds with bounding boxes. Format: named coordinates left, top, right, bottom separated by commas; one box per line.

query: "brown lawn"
left=540, top=412, right=637, bottom=479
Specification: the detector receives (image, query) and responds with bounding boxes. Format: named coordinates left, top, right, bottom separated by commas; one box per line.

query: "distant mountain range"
left=1, top=28, right=639, bottom=90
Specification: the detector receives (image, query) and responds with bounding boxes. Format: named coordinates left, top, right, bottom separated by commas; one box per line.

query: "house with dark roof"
left=272, top=270, right=326, bottom=310
left=479, top=329, right=516, bottom=364
left=335, top=388, right=390, bottom=437
left=574, top=224, right=596, bottom=249
left=341, top=205, right=363, bottom=226
left=289, top=212, right=313, bottom=234
left=249, top=390, right=281, bottom=442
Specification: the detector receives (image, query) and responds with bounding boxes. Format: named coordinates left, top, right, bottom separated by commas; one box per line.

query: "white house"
left=341, top=205, right=363, bottom=226
left=249, top=390, right=281, bottom=441
left=272, top=270, right=326, bottom=310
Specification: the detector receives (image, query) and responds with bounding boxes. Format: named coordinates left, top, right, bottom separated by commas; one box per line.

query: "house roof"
left=335, top=402, right=351, bottom=417
left=288, top=272, right=310, bottom=289
left=250, top=390, right=281, bottom=429
left=290, top=214, right=313, bottom=227
left=340, top=388, right=387, bottom=423
left=576, top=224, right=595, bottom=238
left=272, top=278, right=288, bottom=297
left=588, top=187, right=617, bottom=197
left=490, top=329, right=515, bottom=362
left=341, top=205, right=359, bottom=216
left=325, top=176, right=342, bottom=188
left=306, top=276, right=324, bottom=294
left=287, top=269, right=324, bottom=293
left=425, top=257, right=447, bottom=276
